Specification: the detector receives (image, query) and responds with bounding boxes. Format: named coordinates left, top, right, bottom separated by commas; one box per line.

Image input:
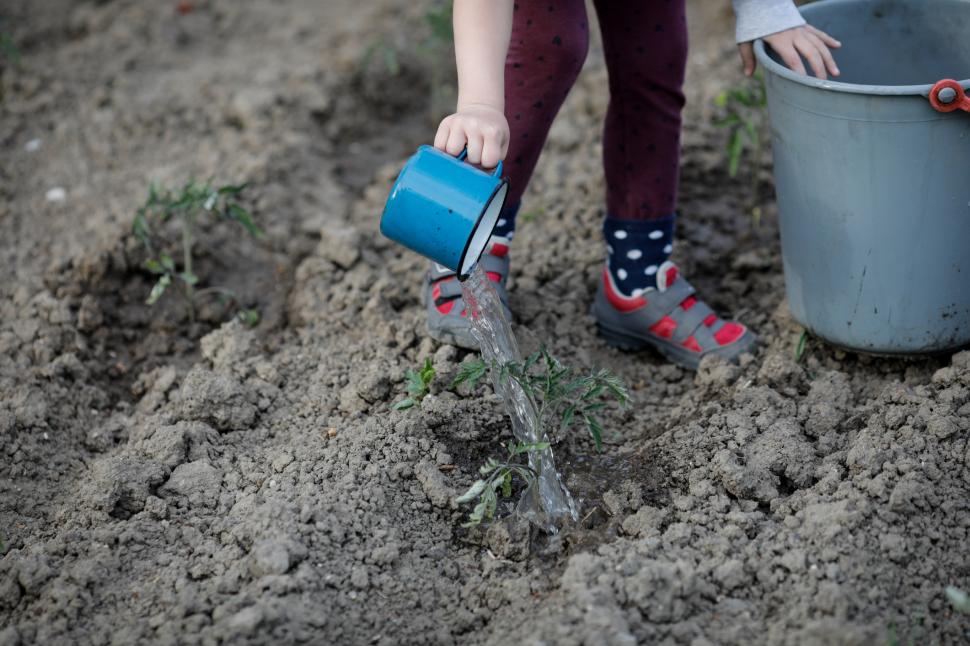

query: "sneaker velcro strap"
left=668, top=300, right=715, bottom=344
left=437, top=279, right=464, bottom=299
left=639, top=278, right=696, bottom=328
left=480, top=253, right=510, bottom=277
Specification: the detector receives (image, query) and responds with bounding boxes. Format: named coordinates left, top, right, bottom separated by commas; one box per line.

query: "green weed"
left=453, top=346, right=629, bottom=451
left=794, top=329, right=809, bottom=362
left=0, top=22, right=18, bottom=66
left=714, top=72, right=768, bottom=220
left=454, top=441, right=549, bottom=526
left=946, top=586, right=970, bottom=614
left=392, top=357, right=436, bottom=410
left=133, top=180, right=261, bottom=322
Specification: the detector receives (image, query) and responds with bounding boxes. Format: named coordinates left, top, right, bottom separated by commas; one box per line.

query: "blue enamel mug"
left=380, top=145, right=509, bottom=280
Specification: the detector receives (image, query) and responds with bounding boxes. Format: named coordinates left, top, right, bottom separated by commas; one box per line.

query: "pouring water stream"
left=460, top=263, right=578, bottom=531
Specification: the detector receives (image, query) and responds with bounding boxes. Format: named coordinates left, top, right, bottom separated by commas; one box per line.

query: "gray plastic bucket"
left=755, top=0, right=970, bottom=354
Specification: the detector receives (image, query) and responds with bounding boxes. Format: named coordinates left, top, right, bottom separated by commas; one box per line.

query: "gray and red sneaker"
left=423, top=237, right=512, bottom=349
left=592, top=260, right=756, bottom=370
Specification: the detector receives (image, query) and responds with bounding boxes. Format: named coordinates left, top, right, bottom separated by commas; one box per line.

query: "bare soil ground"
left=1, top=1, right=968, bottom=645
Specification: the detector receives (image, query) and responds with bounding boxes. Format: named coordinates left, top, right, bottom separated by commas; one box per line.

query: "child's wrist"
left=457, top=98, right=504, bottom=114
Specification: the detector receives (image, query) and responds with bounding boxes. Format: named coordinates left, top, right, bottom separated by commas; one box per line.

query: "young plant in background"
left=419, top=2, right=456, bottom=122
left=133, top=180, right=261, bottom=323
left=454, top=441, right=549, bottom=527
left=714, top=72, right=768, bottom=222
left=392, top=358, right=436, bottom=410
left=453, top=347, right=629, bottom=451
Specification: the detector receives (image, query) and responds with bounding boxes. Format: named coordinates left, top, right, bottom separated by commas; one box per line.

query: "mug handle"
left=456, top=149, right=504, bottom=177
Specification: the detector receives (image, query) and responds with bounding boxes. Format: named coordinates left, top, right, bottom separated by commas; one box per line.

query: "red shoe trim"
left=664, top=265, right=678, bottom=288
left=486, top=271, right=502, bottom=282
left=703, top=314, right=717, bottom=327
left=681, top=295, right=697, bottom=311
left=460, top=308, right=467, bottom=317
left=714, top=322, right=745, bottom=346
left=490, top=244, right=509, bottom=258
left=649, top=315, right=677, bottom=339
left=432, top=283, right=441, bottom=301
left=683, top=336, right=702, bottom=352
left=436, top=300, right=455, bottom=315
left=602, top=268, right=647, bottom=313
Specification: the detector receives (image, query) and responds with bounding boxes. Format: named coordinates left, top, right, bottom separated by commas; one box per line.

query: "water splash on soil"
left=461, top=263, right=578, bottom=532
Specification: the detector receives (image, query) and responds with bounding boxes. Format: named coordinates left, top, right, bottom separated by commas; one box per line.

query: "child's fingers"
left=445, top=125, right=468, bottom=157
left=808, top=25, right=841, bottom=49
left=434, top=119, right=451, bottom=151
left=737, top=42, right=757, bottom=76
left=795, top=36, right=827, bottom=79
left=776, top=42, right=807, bottom=77
left=465, top=131, right=485, bottom=165
left=806, top=31, right=839, bottom=76
left=481, top=136, right=502, bottom=169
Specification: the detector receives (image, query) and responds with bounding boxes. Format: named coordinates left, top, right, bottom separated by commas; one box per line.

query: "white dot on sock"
left=617, top=269, right=628, bottom=280
left=631, top=288, right=644, bottom=297
left=614, top=230, right=628, bottom=240
left=663, top=244, right=673, bottom=254
left=645, top=265, right=658, bottom=275
left=648, top=230, right=664, bottom=240
left=607, top=245, right=614, bottom=254
left=626, top=249, right=642, bottom=260
left=507, top=231, right=515, bottom=239
left=497, top=219, right=507, bottom=227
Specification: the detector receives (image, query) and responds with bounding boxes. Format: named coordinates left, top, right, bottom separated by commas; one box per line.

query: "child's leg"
left=593, top=0, right=687, bottom=295
left=492, top=0, right=590, bottom=241
left=590, top=0, right=754, bottom=368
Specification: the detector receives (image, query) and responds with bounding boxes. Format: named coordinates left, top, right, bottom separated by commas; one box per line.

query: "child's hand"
left=738, top=25, right=841, bottom=80
left=434, top=104, right=510, bottom=170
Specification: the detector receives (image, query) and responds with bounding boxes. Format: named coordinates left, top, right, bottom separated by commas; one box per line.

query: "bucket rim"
left=754, top=0, right=970, bottom=97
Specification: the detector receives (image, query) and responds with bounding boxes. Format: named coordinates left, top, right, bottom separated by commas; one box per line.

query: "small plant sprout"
left=392, top=358, right=436, bottom=410
left=453, top=347, right=629, bottom=451
left=0, top=22, right=19, bottom=66
left=133, top=180, right=261, bottom=322
left=454, top=441, right=549, bottom=527
left=946, top=586, right=970, bottom=614
left=714, top=72, right=768, bottom=219
left=794, top=329, right=809, bottom=362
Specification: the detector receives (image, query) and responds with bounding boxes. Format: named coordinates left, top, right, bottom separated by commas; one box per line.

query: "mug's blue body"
left=380, top=145, right=508, bottom=280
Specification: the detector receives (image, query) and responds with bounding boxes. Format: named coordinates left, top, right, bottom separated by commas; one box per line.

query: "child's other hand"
left=434, top=104, right=509, bottom=169
left=738, top=25, right=841, bottom=80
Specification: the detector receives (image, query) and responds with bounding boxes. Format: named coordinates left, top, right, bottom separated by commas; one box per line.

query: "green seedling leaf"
left=945, top=586, right=970, bottom=614
left=419, top=357, right=436, bottom=386
left=583, top=412, right=604, bottom=452
left=227, top=204, right=263, bottom=238
left=501, top=471, right=512, bottom=498
left=147, top=274, right=171, bottom=305
left=392, top=398, right=416, bottom=411
left=144, top=258, right=165, bottom=274
left=452, top=358, right=487, bottom=389
left=160, top=253, right=176, bottom=272
left=511, top=442, right=550, bottom=455
left=237, top=308, right=260, bottom=327
left=179, top=271, right=199, bottom=286
left=794, top=329, right=808, bottom=362
left=218, top=183, right=248, bottom=195
left=455, top=479, right=488, bottom=504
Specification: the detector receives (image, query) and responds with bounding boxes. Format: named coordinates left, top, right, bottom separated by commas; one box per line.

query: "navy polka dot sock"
left=491, top=200, right=521, bottom=242
left=603, top=213, right=676, bottom=296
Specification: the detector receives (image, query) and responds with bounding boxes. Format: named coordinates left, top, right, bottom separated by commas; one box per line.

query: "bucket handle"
left=929, top=79, right=970, bottom=113
left=456, top=149, right=504, bottom=178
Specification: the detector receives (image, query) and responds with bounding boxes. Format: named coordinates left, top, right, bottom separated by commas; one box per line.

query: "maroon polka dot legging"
left=505, top=0, right=687, bottom=221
